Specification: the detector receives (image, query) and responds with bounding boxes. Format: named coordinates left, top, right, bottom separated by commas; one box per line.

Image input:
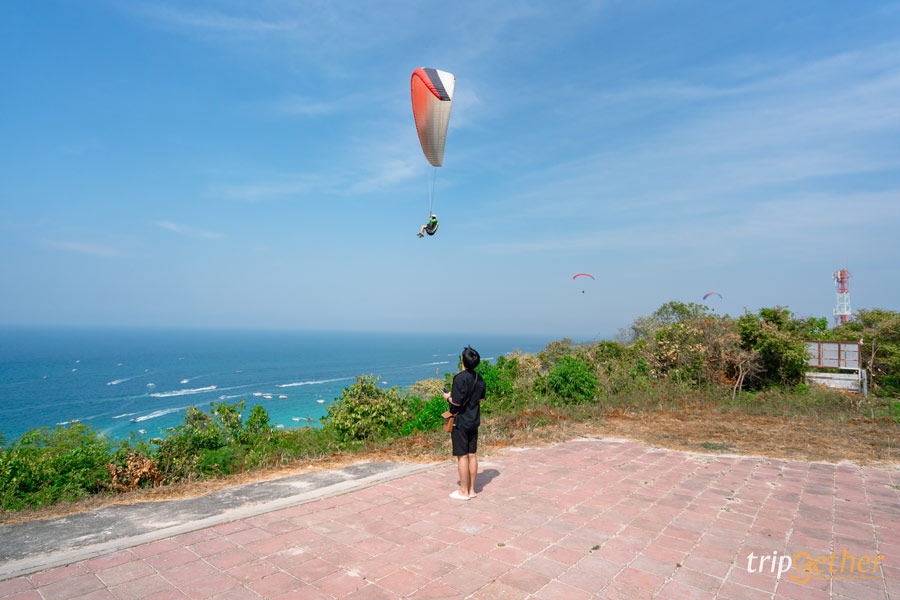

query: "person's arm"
left=447, top=374, right=466, bottom=414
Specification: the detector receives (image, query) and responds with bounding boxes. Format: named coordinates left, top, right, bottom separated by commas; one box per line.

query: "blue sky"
left=1, top=1, right=898, bottom=338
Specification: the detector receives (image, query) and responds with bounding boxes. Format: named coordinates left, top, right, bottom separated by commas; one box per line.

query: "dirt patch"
left=594, top=408, right=900, bottom=466
left=3, top=408, right=897, bottom=525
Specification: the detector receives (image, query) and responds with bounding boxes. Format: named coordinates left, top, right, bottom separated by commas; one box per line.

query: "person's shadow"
left=458, top=469, right=500, bottom=494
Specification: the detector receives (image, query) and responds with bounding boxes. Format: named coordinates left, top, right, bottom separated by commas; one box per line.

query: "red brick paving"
left=5, top=438, right=899, bottom=598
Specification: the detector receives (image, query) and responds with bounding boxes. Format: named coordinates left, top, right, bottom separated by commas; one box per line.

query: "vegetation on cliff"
left=1, top=302, right=897, bottom=515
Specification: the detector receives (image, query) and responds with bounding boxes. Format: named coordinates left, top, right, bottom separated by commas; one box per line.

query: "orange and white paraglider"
left=411, top=68, right=455, bottom=237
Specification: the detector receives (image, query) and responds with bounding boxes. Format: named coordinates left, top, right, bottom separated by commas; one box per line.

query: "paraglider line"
left=426, top=167, right=438, bottom=218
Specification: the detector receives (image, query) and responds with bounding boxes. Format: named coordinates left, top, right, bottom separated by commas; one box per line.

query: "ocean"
left=0, top=327, right=553, bottom=442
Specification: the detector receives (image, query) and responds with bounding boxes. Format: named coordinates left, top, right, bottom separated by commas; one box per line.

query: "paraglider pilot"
left=417, top=214, right=439, bottom=238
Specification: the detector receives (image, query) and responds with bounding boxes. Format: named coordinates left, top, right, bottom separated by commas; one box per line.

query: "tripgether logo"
left=747, top=550, right=885, bottom=584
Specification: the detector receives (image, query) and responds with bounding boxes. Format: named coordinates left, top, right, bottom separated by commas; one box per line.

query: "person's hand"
left=442, top=391, right=451, bottom=400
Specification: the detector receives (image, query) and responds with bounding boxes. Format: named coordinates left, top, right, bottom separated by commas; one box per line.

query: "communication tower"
left=832, top=268, right=851, bottom=326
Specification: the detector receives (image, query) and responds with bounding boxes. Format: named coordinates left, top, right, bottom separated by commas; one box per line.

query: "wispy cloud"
left=349, top=159, right=421, bottom=194
left=42, top=240, right=121, bottom=258
left=155, top=221, right=223, bottom=239
left=123, top=2, right=296, bottom=35
left=478, top=188, right=900, bottom=260
left=209, top=178, right=326, bottom=202
left=272, top=92, right=376, bottom=118
left=479, top=40, right=900, bottom=222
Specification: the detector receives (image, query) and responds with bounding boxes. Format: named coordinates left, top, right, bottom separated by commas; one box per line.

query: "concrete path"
left=1, top=438, right=899, bottom=599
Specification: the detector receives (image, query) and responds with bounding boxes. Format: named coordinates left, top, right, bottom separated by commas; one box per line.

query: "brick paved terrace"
left=1, top=438, right=898, bottom=599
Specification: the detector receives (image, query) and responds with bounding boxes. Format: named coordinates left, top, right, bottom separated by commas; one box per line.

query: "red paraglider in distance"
left=573, top=273, right=594, bottom=293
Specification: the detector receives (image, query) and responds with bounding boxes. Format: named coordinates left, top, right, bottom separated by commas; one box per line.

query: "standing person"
left=443, top=346, right=486, bottom=500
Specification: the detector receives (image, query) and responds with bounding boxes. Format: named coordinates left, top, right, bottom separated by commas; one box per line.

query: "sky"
left=1, top=1, right=898, bottom=338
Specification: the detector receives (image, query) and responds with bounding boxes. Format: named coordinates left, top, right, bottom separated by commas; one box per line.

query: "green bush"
left=547, top=356, right=598, bottom=403
left=197, top=445, right=237, bottom=477
left=243, top=405, right=275, bottom=442
left=400, top=395, right=447, bottom=436
left=737, top=309, right=809, bottom=387
left=478, top=357, right=518, bottom=400
left=153, top=401, right=274, bottom=481
left=321, top=375, right=419, bottom=442
left=0, top=423, right=114, bottom=511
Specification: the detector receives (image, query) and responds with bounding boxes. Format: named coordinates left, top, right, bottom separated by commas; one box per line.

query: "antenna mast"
left=832, top=268, right=851, bottom=326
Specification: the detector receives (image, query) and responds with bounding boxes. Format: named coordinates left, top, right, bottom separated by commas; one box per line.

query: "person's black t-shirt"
left=449, top=369, right=485, bottom=430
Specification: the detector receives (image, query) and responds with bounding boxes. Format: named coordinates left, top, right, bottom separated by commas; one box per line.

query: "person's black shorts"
left=451, top=426, right=478, bottom=456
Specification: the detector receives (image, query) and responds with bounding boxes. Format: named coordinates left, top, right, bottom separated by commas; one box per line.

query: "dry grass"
left=595, top=407, right=900, bottom=466
left=3, top=406, right=898, bottom=525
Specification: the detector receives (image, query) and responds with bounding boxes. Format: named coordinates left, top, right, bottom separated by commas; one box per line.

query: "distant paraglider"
left=573, top=273, right=594, bottom=294
left=703, top=292, right=723, bottom=300
left=411, top=67, right=455, bottom=238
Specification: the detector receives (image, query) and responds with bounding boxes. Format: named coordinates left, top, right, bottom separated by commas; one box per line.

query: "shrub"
left=0, top=423, right=114, bottom=510
left=243, top=405, right=275, bottom=442
left=106, top=452, right=162, bottom=492
left=478, top=357, right=518, bottom=400
left=547, top=356, right=598, bottom=403
left=400, top=395, right=448, bottom=436
left=152, top=401, right=274, bottom=481
left=408, top=378, right=446, bottom=399
left=537, top=338, right=575, bottom=369
left=737, top=309, right=808, bottom=387
left=321, top=375, right=419, bottom=442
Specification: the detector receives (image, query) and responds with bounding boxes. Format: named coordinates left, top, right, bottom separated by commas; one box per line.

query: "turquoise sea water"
left=0, top=327, right=553, bottom=441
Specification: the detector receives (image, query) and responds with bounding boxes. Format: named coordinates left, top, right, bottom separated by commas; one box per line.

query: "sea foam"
left=149, top=385, right=217, bottom=398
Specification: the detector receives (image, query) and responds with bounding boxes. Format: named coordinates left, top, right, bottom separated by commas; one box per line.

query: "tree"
left=620, top=301, right=712, bottom=344
left=737, top=307, right=809, bottom=387
left=831, top=309, right=900, bottom=395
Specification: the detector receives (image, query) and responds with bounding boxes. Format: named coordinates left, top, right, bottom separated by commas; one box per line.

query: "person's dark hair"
left=461, top=346, right=480, bottom=370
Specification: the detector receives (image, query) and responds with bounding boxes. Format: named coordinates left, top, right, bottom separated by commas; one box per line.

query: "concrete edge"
left=0, top=461, right=447, bottom=581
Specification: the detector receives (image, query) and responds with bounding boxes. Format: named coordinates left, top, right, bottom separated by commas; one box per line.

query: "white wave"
left=131, top=406, right=188, bottom=422
left=150, top=385, right=217, bottom=398
left=112, top=412, right=139, bottom=419
left=276, top=377, right=351, bottom=388
left=180, top=379, right=189, bottom=384
left=107, top=372, right=151, bottom=385
left=426, top=361, right=450, bottom=366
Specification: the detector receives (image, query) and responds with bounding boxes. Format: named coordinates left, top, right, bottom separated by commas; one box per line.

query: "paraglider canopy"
left=703, top=292, right=723, bottom=300
left=411, top=68, right=455, bottom=167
